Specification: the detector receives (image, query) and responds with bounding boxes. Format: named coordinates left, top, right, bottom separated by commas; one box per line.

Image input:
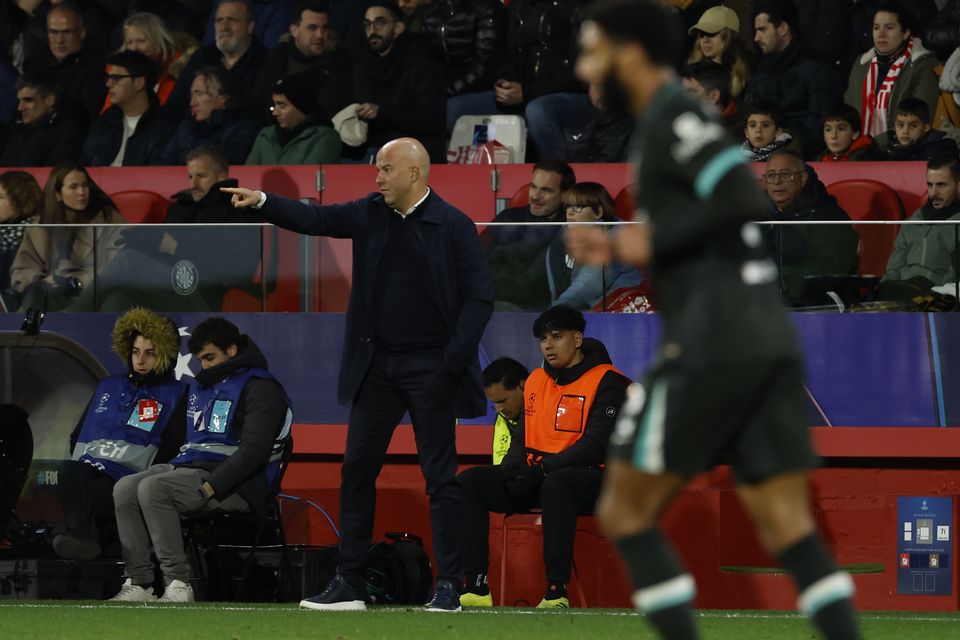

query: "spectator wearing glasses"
left=22, top=3, right=107, bottom=121
left=551, top=182, right=642, bottom=310
left=248, top=1, right=355, bottom=129
left=760, top=150, right=859, bottom=306
left=80, top=50, right=176, bottom=167
left=351, top=2, right=446, bottom=162
left=246, top=76, right=342, bottom=165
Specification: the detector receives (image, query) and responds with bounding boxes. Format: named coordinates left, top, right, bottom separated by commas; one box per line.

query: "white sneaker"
left=157, top=579, right=195, bottom=603
left=110, top=578, right=157, bottom=602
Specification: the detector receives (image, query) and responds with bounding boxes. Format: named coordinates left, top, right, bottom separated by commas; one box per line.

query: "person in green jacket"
left=880, top=157, right=960, bottom=298
left=246, top=76, right=342, bottom=165
left=844, top=4, right=940, bottom=141
left=482, top=357, right=528, bottom=464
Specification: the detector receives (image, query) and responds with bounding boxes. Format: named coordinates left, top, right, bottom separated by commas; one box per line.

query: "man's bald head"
left=375, top=138, right=431, bottom=211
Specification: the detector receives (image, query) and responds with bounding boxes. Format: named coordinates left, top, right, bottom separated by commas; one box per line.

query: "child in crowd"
left=819, top=103, right=881, bottom=161
left=741, top=101, right=800, bottom=162
left=882, top=98, right=958, bottom=161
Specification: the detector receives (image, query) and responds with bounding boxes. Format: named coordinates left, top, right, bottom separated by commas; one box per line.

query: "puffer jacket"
left=496, top=0, right=583, bottom=101
left=421, top=0, right=507, bottom=96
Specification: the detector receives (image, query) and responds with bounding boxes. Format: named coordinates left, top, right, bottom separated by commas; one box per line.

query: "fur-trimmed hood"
left=112, top=307, right=180, bottom=376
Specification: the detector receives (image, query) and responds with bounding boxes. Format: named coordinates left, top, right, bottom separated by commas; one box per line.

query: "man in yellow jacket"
left=457, top=304, right=631, bottom=608
left=482, top=357, right=528, bottom=465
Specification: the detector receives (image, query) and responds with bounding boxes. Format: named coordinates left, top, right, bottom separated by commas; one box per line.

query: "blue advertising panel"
left=896, top=497, right=953, bottom=596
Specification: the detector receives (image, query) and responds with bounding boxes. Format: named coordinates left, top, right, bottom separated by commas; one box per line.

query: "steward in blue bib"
left=171, top=333, right=292, bottom=516
left=56, top=307, right=187, bottom=560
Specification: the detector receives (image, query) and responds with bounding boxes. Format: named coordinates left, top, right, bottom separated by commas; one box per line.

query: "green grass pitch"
left=0, top=603, right=957, bottom=639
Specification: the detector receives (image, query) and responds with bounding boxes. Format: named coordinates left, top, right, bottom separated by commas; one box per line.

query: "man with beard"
left=879, top=157, right=960, bottom=300
left=248, top=1, right=355, bottom=129
left=572, top=2, right=863, bottom=638
left=165, top=0, right=266, bottom=120
left=352, top=2, right=446, bottom=162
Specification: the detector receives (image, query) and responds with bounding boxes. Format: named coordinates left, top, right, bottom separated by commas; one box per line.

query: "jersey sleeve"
left=646, top=98, right=769, bottom=260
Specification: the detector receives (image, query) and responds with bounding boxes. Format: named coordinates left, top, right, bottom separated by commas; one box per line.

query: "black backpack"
left=365, top=532, right=432, bottom=605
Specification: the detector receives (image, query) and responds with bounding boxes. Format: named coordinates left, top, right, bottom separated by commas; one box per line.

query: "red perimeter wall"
left=280, top=426, right=960, bottom=611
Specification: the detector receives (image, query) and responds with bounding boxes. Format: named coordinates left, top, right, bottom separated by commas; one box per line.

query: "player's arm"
left=650, top=109, right=768, bottom=260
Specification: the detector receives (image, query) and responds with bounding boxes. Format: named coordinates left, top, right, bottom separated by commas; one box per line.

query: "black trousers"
left=57, top=460, right=117, bottom=546
left=458, top=464, right=603, bottom=584
left=338, top=349, right=461, bottom=584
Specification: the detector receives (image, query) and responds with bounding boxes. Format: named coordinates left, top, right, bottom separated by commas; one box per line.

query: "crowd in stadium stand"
left=2, top=0, right=960, bottom=311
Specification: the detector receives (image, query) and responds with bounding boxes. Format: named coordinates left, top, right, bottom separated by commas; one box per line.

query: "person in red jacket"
left=819, top=103, right=881, bottom=161
left=457, top=304, right=631, bottom=609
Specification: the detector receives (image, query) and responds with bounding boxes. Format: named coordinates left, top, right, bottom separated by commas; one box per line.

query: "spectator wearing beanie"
left=246, top=76, right=341, bottom=164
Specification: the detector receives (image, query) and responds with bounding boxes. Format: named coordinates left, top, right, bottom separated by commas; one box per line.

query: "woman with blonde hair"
left=686, top=5, right=753, bottom=98
left=101, top=12, right=197, bottom=112
left=10, top=164, right=124, bottom=311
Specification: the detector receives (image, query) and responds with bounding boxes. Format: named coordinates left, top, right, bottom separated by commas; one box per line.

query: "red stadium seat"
left=110, top=190, right=171, bottom=224
left=825, top=179, right=905, bottom=278
left=509, top=183, right=530, bottom=209
left=613, top=184, right=636, bottom=221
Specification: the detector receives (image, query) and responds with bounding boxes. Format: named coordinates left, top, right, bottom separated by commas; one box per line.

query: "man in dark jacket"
left=761, top=150, right=859, bottom=306
left=166, top=0, right=267, bottom=119
left=22, top=3, right=106, bottom=122
left=94, top=145, right=261, bottom=311
left=556, top=83, right=633, bottom=163
left=248, top=0, right=355, bottom=128
left=458, top=305, right=630, bottom=609
left=223, top=136, right=494, bottom=612
left=486, top=160, right=575, bottom=310
left=419, top=0, right=506, bottom=99
left=80, top=50, right=176, bottom=167
left=0, top=74, right=87, bottom=167
left=745, top=0, right=842, bottom=158
left=445, top=0, right=590, bottom=159
left=110, top=317, right=291, bottom=603
left=353, top=2, right=447, bottom=162
left=158, top=66, right=260, bottom=166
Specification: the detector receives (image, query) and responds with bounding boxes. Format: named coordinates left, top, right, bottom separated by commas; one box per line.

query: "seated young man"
left=457, top=305, right=630, bottom=608
left=819, top=103, right=881, bottom=162
left=54, top=307, right=186, bottom=560
left=881, top=98, right=959, bottom=161
left=110, top=318, right=291, bottom=603
left=741, top=101, right=801, bottom=162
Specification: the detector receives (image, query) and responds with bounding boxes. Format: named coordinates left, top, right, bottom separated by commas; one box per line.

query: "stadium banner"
left=896, top=496, right=953, bottom=596
left=2, top=311, right=957, bottom=428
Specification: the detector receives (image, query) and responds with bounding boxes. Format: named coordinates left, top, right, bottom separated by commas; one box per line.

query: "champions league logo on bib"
left=171, top=259, right=199, bottom=296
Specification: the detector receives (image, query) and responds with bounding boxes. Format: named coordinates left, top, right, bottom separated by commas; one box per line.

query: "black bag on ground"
left=365, top=532, right=432, bottom=605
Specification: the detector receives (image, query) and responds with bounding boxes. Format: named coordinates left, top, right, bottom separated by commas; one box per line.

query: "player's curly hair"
left=112, top=307, right=180, bottom=375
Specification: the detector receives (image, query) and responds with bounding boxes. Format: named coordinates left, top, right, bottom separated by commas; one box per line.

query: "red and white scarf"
left=862, top=38, right=914, bottom=137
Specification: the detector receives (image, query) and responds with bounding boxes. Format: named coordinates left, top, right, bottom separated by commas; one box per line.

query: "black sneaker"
left=300, top=575, right=367, bottom=611
left=424, top=579, right=462, bottom=612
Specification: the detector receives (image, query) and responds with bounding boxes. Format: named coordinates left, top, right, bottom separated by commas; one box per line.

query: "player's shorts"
left=608, top=357, right=818, bottom=484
